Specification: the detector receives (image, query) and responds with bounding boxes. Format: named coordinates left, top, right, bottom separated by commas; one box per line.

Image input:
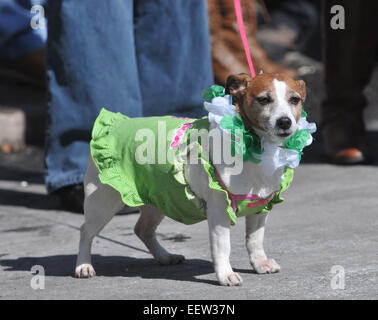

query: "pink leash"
left=233, top=0, right=256, bottom=78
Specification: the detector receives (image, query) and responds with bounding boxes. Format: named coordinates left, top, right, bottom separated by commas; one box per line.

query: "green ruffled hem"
left=257, top=167, right=293, bottom=214
left=172, top=137, right=294, bottom=226
left=199, top=145, right=237, bottom=225
left=172, top=141, right=208, bottom=212
left=90, top=108, right=145, bottom=207
left=173, top=140, right=235, bottom=223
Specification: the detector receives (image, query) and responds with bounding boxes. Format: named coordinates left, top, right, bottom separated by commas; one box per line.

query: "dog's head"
left=226, top=73, right=306, bottom=144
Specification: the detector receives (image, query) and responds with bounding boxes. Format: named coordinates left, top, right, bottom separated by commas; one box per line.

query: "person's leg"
left=322, top=0, right=378, bottom=163
left=0, top=0, right=46, bottom=61
left=0, top=0, right=47, bottom=84
left=134, top=0, right=213, bottom=118
left=45, top=0, right=143, bottom=210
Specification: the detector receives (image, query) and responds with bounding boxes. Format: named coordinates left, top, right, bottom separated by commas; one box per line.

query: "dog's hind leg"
left=134, top=206, right=185, bottom=265
left=245, top=213, right=280, bottom=274
left=75, top=156, right=125, bottom=278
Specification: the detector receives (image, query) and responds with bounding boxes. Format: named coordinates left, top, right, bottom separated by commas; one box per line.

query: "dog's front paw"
left=217, top=272, right=243, bottom=286
left=75, top=264, right=96, bottom=278
left=251, top=258, right=280, bottom=274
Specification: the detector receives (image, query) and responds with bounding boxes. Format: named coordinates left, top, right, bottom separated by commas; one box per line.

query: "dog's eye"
left=256, top=97, right=271, bottom=105
left=289, top=97, right=300, bottom=105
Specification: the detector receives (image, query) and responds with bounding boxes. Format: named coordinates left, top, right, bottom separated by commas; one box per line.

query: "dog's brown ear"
left=296, top=80, right=306, bottom=102
left=225, top=73, right=252, bottom=96
left=225, top=73, right=252, bottom=108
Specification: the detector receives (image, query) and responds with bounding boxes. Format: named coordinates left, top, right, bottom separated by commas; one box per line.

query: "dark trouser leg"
left=322, top=0, right=378, bottom=163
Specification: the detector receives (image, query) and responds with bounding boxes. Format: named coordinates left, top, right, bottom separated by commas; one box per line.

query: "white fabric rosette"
left=204, top=95, right=236, bottom=125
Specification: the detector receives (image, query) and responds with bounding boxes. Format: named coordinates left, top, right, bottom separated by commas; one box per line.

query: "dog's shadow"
left=0, top=254, right=232, bottom=286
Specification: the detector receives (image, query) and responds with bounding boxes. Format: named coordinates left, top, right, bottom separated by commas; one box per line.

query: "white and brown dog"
left=75, top=73, right=307, bottom=286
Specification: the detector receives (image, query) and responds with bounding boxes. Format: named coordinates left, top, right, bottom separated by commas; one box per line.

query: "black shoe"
left=54, top=183, right=84, bottom=213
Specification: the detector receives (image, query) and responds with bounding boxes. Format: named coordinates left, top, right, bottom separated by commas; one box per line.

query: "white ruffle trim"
left=204, top=95, right=317, bottom=176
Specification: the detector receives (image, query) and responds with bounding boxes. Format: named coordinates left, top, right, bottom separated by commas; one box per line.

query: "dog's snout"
left=276, top=117, right=292, bottom=130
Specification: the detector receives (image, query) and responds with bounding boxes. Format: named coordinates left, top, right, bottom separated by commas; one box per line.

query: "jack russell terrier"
left=75, top=73, right=316, bottom=286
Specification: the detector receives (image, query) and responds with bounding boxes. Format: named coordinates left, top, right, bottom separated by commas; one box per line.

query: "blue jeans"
left=0, top=0, right=47, bottom=60
left=45, top=0, right=213, bottom=192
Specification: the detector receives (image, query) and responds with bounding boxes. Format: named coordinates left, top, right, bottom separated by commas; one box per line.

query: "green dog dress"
left=90, top=108, right=296, bottom=226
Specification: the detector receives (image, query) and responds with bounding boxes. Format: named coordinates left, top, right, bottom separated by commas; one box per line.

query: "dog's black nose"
left=276, top=117, right=292, bottom=130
